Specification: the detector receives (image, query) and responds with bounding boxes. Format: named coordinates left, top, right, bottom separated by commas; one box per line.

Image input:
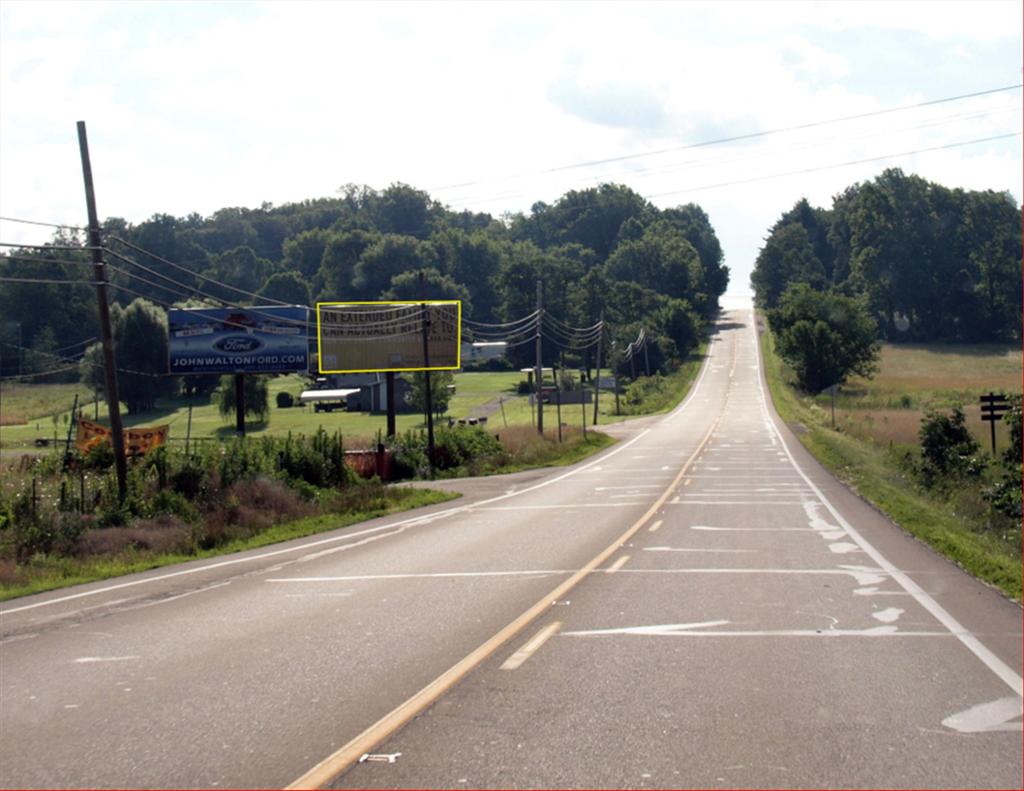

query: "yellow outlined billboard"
left=316, top=301, right=461, bottom=373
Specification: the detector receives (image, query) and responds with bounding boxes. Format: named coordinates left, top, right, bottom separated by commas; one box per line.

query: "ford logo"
left=214, top=336, right=263, bottom=353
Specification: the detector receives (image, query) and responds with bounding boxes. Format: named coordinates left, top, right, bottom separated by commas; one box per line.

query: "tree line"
left=0, top=183, right=729, bottom=409
left=752, top=168, right=1022, bottom=343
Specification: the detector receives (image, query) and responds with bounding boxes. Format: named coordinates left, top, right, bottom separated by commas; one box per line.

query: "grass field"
left=0, top=365, right=653, bottom=456
left=761, top=326, right=1021, bottom=600
left=813, top=343, right=1020, bottom=451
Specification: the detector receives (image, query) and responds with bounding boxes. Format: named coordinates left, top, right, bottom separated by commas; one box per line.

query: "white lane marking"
left=691, top=525, right=813, bottom=532
left=751, top=311, right=1024, bottom=698
left=565, top=620, right=732, bottom=636
left=595, top=485, right=662, bottom=490
left=672, top=501, right=806, bottom=505
left=474, top=503, right=645, bottom=511
left=72, top=656, right=140, bottom=663
left=564, top=624, right=947, bottom=638
left=1, top=425, right=663, bottom=617
left=605, top=555, right=630, bottom=574
left=500, top=621, right=563, bottom=670
left=267, top=570, right=576, bottom=583
left=942, top=697, right=1024, bottom=733
left=644, top=547, right=756, bottom=554
left=647, top=520, right=664, bottom=533
left=827, top=542, right=861, bottom=554
left=872, top=608, right=905, bottom=623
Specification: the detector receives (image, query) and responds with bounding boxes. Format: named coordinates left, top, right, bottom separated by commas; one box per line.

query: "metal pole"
left=77, top=121, right=127, bottom=503
left=185, top=400, right=193, bottom=455
left=592, top=313, right=603, bottom=425
left=555, top=355, right=563, bottom=443
left=535, top=279, right=544, bottom=436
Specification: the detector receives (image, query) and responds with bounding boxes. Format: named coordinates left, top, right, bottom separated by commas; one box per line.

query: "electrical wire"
left=432, top=83, right=1022, bottom=193
left=0, top=216, right=86, bottom=232
left=0, top=276, right=95, bottom=286
left=0, top=242, right=98, bottom=253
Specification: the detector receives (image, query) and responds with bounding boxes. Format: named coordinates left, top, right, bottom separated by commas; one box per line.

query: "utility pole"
left=592, top=311, right=603, bottom=426
left=419, top=273, right=435, bottom=475
left=643, top=329, right=650, bottom=376
left=77, top=121, right=127, bottom=503
left=535, top=278, right=544, bottom=436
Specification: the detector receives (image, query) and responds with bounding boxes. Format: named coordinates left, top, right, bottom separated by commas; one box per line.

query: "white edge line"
left=2, top=347, right=720, bottom=618
left=751, top=309, right=1024, bottom=698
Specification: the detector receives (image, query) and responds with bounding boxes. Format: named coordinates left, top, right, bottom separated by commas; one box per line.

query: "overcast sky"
left=1, top=0, right=1020, bottom=297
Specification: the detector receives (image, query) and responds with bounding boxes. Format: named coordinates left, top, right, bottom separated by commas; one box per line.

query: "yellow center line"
left=500, top=621, right=563, bottom=670
left=286, top=375, right=727, bottom=790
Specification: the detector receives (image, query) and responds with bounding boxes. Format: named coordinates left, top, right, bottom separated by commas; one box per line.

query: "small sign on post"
left=979, top=392, right=1011, bottom=455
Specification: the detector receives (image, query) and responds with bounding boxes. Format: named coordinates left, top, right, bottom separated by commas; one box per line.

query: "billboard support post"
left=593, top=311, right=603, bottom=426
left=235, top=374, right=245, bottom=437
left=77, top=120, right=127, bottom=503
left=385, top=371, right=396, bottom=438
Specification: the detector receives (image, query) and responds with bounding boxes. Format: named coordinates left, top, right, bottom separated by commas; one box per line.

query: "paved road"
left=1, top=310, right=1020, bottom=789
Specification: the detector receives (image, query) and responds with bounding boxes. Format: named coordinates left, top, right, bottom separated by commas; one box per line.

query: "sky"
left=1, top=0, right=1021, bottom=298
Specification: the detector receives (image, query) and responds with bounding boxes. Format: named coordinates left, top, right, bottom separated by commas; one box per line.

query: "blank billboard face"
left=316, top=301, right=461, bottom=373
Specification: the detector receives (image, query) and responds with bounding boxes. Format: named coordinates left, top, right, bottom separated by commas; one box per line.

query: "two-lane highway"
left=1, top=310, right=1020, bottom=789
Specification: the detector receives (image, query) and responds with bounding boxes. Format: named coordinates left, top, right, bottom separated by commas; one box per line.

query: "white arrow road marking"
left=871, top=607, right=905, bottom=623
left=942, top=697, right=1023, bottom=733
left=644, top=546, right=756, bottom=554
left=828, top=542, right=862, bottom=554
left=563, top=623, right=948, bottom=638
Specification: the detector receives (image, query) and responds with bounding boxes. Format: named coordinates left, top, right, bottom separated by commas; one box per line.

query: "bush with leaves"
left=983, top=395, right=1022, bottom=519
left=916, top=406, right=985, bottom=489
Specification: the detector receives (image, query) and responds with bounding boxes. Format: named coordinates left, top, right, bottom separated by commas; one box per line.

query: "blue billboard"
left=168, top=306, right=310, bottom=374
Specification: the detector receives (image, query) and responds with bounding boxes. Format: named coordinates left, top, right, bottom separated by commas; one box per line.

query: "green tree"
left=81, top=299, right=176, bottom=414
left=768, top=284, right=880, bottom=393
left=404, top=370, right=454, bottom=418
left=317, top=229, right=377, bottom=299
left=751, top=223, right=827, bottom=310
left=216, top=374, right=270, bottom=422
left=382, top=268, right=472, bottom=313
left=352, top=235, right=436, bottom=299
left=258, top=271, right=311, bottom=306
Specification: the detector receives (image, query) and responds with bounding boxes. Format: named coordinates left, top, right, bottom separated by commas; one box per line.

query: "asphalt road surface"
left=1, top=310, right=1020, bottom=789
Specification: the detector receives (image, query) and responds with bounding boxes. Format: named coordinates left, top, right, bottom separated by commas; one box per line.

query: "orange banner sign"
left=76, top=419, right=169, bottom=456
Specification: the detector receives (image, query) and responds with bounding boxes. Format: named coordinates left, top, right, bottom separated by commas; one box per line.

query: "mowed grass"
left=761, top=327, right=1021, bottom=600
left=815, top=343, right=1020, bottom=450
left=0, top=369, right=637, bottom=451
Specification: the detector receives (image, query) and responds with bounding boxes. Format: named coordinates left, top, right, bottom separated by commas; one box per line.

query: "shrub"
left=917, top=406, right=984, bottom=488
left=76, top=516, right=191, bottom=557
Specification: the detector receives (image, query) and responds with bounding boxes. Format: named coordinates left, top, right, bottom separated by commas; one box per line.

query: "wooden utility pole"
left=419, top=273, right=435, bottom=475
left=592, top=311, right=603, bottom=426
left=535, top=279, right=544, bottom=436
left=77, top=121, right=127, bottom=502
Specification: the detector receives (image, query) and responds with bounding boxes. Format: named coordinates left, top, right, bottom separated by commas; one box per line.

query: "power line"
left=645, top=131, right=1021, bottom=200
left=0, top=216, right=86, bottom=232
left=0, top=276, right=95, bottom=285
left=432, top=83, right=1023, bottom=193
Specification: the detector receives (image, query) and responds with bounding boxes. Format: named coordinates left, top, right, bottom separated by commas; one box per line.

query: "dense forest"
left=751, top=168, right=1022, bottom=343
left=0, top=183, right=729, bottom=386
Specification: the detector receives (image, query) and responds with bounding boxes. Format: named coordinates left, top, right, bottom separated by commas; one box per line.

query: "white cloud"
left=1, top=0, right=1020, bottom=296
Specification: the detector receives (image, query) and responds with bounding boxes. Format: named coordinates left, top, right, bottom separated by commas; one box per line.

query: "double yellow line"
left=288, top=339, right=735, bottom=789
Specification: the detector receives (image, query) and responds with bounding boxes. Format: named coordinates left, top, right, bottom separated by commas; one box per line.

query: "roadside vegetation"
left=761, top=326, right=1021, bottom=601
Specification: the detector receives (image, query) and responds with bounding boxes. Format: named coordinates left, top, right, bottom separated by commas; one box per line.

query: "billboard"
left=168, top=306, right=310, bottom=374
left=316, top=301, right=461, bottom=373
left=76, top=418, right=168, bottom=457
